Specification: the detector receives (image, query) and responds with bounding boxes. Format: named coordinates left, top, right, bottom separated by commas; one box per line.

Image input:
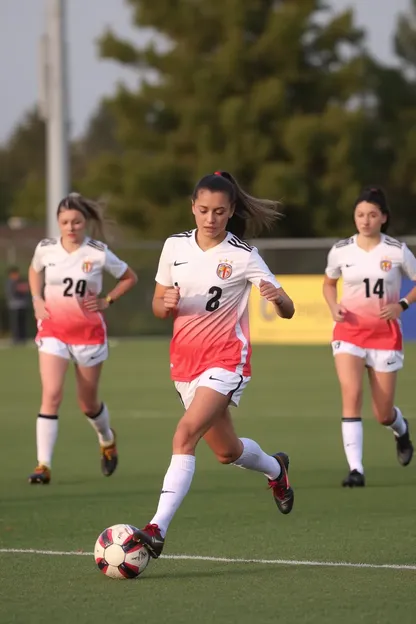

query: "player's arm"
left=246, top=249, right=294, bottom=319
left=322, top=275, right=339, bottom=310
left=28, top=244, right=49, bottom=320
left=28, top=264, right=44, bottom=301
left=152, top=239, right=178, bottom=319
left=323, top=247, right=345, bottom=322
left=400, top=245, right=416, bottom=308
left=152, top=283, right=179, bottom=319
left=104, top=266, right=137, bottom=305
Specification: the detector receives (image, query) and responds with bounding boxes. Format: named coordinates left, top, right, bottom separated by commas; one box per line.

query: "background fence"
left=2, top=236, right=416, bottom=341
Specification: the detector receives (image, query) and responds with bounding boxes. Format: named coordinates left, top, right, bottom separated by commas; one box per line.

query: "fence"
left=1, top=236, right=416, bottom=341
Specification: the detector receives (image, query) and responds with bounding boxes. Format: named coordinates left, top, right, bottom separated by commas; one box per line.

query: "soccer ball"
left=94, top=523, right=150, bottom=579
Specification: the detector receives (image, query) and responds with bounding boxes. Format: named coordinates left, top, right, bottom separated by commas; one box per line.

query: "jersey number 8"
left=206, top=286, right=223, bottom=311
left=63, top=277, right=87, bottom=297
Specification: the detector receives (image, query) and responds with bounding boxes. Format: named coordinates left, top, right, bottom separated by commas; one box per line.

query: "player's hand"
left=379, top=303, right=402, bottom=320
left=33, top=298, right=50, bottom=320
left=83, top=295, right=109, bottom=312
left=259, top=279, right=283, bottom=304
left=330, top=304, right=347, bottom=322
left=164, top=286, right=180, bottom=311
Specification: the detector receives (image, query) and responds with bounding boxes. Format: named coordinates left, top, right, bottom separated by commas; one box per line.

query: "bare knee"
left=340, top=389, right=362, bottom=417
left=79, top=398, right=102, bottom=417
left=373, top=405, right=395, bottom=426
left=173, top=421, right=200, bottom=454
left=215, top=450, right=241, bottom=465
left=41, top=388, right=63, bottom=413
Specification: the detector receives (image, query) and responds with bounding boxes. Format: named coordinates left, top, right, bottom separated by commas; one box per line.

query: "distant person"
left=323, top=186, right=416, bottom=487
left=27, top=193, right=137, bottom=485
left=5, top=266, right=30, bottom=344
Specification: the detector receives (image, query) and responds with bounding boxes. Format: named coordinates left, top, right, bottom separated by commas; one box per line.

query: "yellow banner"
left=249, top=275, right=334, bottom=344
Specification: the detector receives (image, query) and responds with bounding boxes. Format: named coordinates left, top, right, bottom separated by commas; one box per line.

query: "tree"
left=92, top=0, right=390, bottom=238
left=395, top=0, right=416, bottom=69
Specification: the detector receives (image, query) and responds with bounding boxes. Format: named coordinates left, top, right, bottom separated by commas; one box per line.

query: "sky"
left=0, top=0, right=412, bottom=144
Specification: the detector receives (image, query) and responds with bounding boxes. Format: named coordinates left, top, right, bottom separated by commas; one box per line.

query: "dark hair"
left=57, top=193, right=107, bottom=241
left=191, top=171, right=281, bottom=238
left=354, top=186, right=390, bottom=233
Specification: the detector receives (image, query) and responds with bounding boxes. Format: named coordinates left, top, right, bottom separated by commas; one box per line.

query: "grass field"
left=1, top=340, right=416, bottom=624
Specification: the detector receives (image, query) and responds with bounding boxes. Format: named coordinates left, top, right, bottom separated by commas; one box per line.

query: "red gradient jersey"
left=156, top=230, right=281, bottom=382
left=31, top=237, right=127, bottom=345
left=325, top=234, right=416, bottom=349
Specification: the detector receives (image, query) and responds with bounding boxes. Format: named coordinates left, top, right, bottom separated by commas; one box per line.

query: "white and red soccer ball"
left=94, top=524, right=149, bottom=579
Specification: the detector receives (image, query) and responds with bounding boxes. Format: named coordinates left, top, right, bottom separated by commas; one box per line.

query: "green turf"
left=0, top=340, right=415, bottom=624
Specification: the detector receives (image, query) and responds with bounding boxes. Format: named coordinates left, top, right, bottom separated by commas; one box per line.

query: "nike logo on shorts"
left=209, top=375, right=224, bottom=382
left=174, top=261, right=188, bottom=266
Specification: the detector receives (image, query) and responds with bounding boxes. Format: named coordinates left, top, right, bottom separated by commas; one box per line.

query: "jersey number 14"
left=363, top=278, right=384, bottom=299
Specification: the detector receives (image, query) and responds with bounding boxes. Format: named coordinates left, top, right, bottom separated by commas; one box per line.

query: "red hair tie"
left=214, top=171, right=222, bottom=176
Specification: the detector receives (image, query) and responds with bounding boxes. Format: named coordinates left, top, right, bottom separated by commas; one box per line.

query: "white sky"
left=0, top=0, right=411, bottom=143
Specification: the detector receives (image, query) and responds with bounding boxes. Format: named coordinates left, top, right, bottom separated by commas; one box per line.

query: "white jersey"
left=156, top=229, right=281, bottom=381
left=325, top=234, right=416, bottom=349
left=31, top=237, right=127, bottom=344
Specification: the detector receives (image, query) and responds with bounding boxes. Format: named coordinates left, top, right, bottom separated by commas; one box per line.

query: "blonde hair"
left=192, top=171, right=282, bottom=238
left=57, top=193, right=108, bottom=241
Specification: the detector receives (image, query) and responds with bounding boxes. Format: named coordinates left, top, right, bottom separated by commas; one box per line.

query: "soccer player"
left=323, top=186, right=416, bottom=487
left=27, top=193, right=137, bottom=484
left=131, top=170, right=295, bottom=559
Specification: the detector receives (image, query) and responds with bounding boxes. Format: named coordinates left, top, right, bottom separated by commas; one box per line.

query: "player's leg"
left=367, top=351, right=413, bottom=466
left=203, top=407, right=293, bottom=514
left=73, top=343, right=117, bottom=477
left=29, top=340, right=70, bottom=484
left=333, top=342, right=366, bottom=486
left=132, top=385, right=231, bottom=558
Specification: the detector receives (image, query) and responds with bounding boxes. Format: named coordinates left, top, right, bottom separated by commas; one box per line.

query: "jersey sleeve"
left=401, top=244, right=416, bottom=280
left=31, top=242, right=46, bottom=273
left=245, top=248, right=281, bottom=289
left=325, top=246, right=342, bottom=279
left=103, top=247, right=128, bottom=279
left=155, top=238, right=174, bottom=287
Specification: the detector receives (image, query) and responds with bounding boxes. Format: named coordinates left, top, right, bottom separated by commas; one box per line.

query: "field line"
left=0, top=548, right=415, bottom=571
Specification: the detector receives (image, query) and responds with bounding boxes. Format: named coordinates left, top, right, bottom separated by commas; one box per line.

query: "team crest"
left=82, top=260, right=93, bottom=273
left=380, top=259, right=392, bottom=272
left=216, top=261, right=233, bottom=280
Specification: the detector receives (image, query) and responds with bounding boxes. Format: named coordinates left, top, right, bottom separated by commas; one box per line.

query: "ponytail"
left=192, top=172, right=282, bottom=238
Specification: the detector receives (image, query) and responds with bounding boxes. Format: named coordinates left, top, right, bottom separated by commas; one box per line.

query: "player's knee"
left=173, top=421, right=199, bottom=453
left=79, top=399, right=101, bottom=417
left=42, top=388, right=63, bottom=411
left=374, top=406, right=395, bottom=426
left=215, top=451, right=239, bottom=465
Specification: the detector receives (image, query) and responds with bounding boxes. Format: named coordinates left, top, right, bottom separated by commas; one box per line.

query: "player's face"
left=354, top=201, right=387, bottom=237
left=58, top=209, right=87, bottom=244
left=192, top=190, right=234, bottom=239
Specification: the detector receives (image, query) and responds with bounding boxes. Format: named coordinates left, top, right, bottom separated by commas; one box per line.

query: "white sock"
left=150, top=454, right=196, bottom=537
left=86, top=403, right=113, bottom=446
left=342, top=418, right=364, bottom=474
left=388, top=406, right=407, bottom=438
left=37, top=414, right=59, bottom=468
left=232, top=438, right=281, bottom=480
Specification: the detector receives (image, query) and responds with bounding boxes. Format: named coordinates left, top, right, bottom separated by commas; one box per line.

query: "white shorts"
left=332, top=340, right=404, bottom=373
left=36, top=337, right=108, bottom=367
left=174, top=368, right=251, bottom=410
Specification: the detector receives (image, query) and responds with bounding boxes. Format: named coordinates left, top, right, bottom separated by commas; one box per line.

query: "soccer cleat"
left=100, top=429, right=118, bottom=477
left=268, top=452, right=294, bottom=515
left=28, top=464, right=51, bottom=485
left=342, top=469, right=365, bottom=488
left=396, top=419, right=413, bottom=467
left=131, top=523, right=165, bottom=559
